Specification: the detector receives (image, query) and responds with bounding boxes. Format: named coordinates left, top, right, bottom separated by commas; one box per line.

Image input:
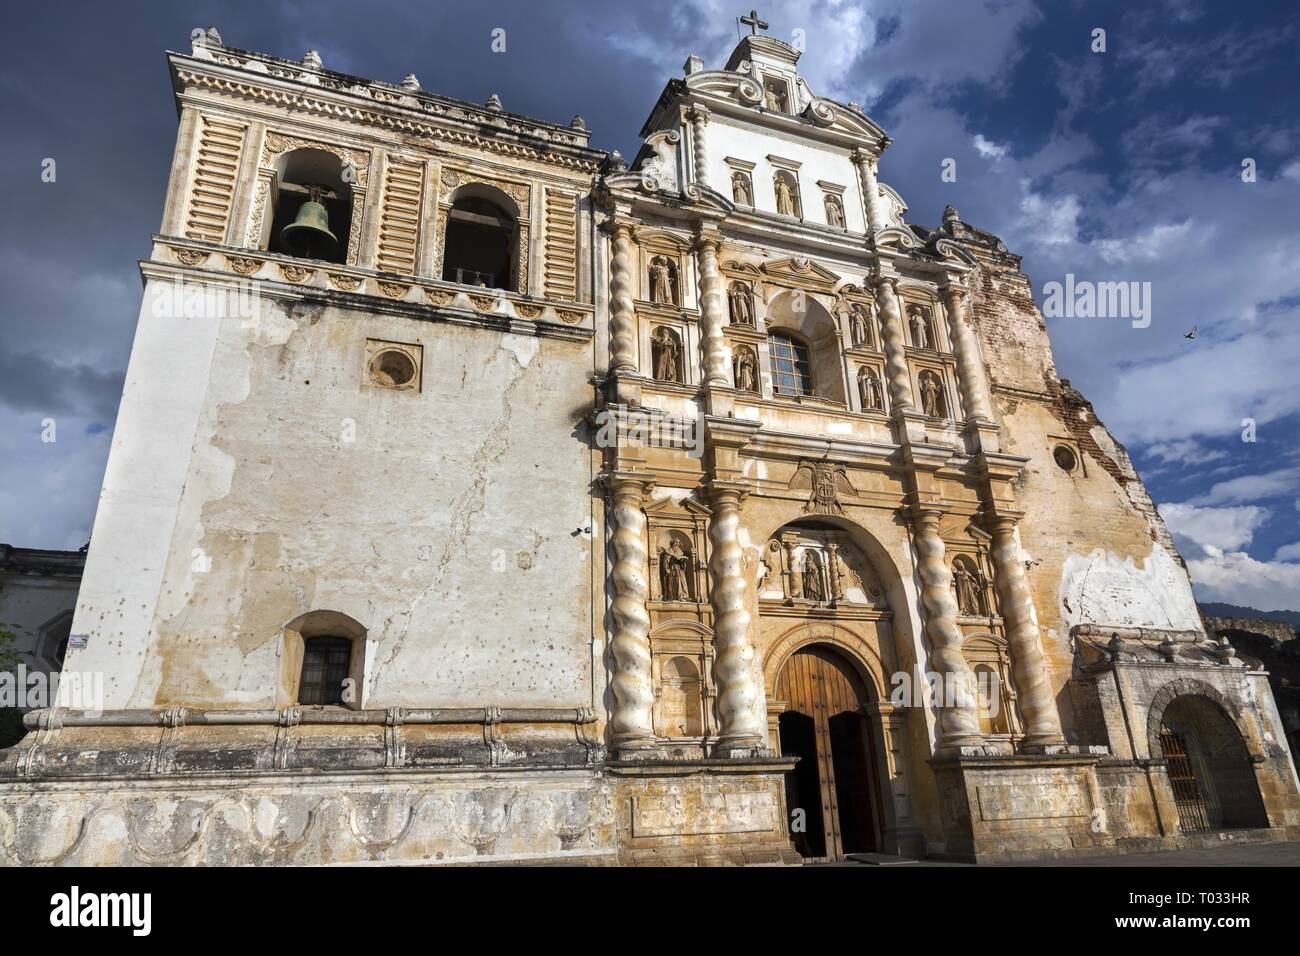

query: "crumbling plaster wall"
left=71, top=276, right=598, bottom=711
left=969, top=258, right=1201, bottom=742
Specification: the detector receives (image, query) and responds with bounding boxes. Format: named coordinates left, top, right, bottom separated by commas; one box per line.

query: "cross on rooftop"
left=740, top=9, right=768, bottom=35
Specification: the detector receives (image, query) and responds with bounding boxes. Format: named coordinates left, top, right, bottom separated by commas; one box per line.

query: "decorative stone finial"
left=570, top=114, right=587, bottom=130
left=400, top=73, right=421, bottom=91
left=191, top=26, right=222, bottom=54
left=608, top=150, right=628, bottom=173
left=486, top=92, right=503, bottom=112
left=683, top=54, right=704, bottom=75
left=302, top=49, right=323, bottom=70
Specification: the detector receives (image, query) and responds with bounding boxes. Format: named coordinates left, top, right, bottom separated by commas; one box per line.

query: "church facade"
left=2, top=25, right=1298, bottom=865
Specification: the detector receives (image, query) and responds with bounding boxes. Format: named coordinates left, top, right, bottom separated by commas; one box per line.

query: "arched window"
left=768, top=331, right=813, bottom=396
left=280, top=609, right=367, bottom=709
left=298, top=636, right=352, bottom=706
left=442, top=195, right=517, bottom=290
left=267, top=148, right=353, bottom=264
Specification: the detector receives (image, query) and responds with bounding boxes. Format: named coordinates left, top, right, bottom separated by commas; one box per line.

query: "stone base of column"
left=961, top=418, right=1001, bottom=453
left=612, top=736, right=667, bottom=760
left=934, top=733, right=988, bottom=758
left=1018, top=734, right=1069, bottom=755
left=711, top=735, right=768, bottom=759
left=608, top=375, right=643, bottom=407
left=929, top=751, right=1111, bottom=863
left=699, top=384, right=734, bottom=418
left=607, top=755, right=801, bottom=865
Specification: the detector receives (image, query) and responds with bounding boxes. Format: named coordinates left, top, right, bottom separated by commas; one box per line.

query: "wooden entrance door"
left=776, top=646, right=880, bottom=861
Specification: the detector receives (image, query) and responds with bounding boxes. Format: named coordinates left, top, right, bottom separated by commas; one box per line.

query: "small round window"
left=369, top=349, right=416, bottom=388
left=1053, top=445, right=1078, bottom=473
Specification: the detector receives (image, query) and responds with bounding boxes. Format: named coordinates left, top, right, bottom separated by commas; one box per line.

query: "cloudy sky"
left=1, top=0, right=1297, bottom=609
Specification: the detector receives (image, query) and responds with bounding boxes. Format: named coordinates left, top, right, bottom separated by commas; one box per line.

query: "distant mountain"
left=1198, top=602, right=1300, bottom=629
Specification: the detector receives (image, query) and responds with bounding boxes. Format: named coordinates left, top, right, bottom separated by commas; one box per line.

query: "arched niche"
left=764, top=289, right=846, bottom=404
left=648, top=619, right=715, bottom=747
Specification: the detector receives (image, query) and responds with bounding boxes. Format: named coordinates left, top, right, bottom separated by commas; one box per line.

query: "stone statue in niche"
left=802, top=550, right=825, bottom=603
left=650, top=255, right=677, bottom=305
left=908, top=305, right=932, bottom=349
left=733, top=346, right=758, bottom=392
left=652, top=326, right=682, bottom=383
left=774, top=174, right=798, bottom=217
left=728, top=281, right=753, bottom=325
left=659, top=540, right=694, bottom=602
left=859, top=368, right=883, bottom=411
left=731, top=171, right=752, bottom=205
left=849, top=303, right=871, bottom=347
left=825, top=194, right=845, bottom=227
left=952, top=561, right=984, bottom=616
left=763, top=82, right=787, bottom=111
left=919, top=370, right=945, bottom=418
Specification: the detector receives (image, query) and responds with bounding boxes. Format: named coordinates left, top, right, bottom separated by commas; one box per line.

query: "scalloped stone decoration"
left=171, top=248, right=209, bottom=266
left=226, top=255, right=262, bottom=275
left=327, top=273, right=362, bottom=291
left=278, top=264, right=314, bottom=284
left=377, top=281, right=410, bottom=299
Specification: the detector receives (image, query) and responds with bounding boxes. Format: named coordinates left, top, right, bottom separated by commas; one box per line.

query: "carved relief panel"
left=757, top=528, right=886, bottom=610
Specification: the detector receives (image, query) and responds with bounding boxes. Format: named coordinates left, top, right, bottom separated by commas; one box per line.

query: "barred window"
left=768, top=331, right=813, bottom=396
left=298, top=636, right=351, bottom=706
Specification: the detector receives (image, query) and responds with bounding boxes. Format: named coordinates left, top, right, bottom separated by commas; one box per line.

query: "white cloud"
left=1274, top=542, right=1300, bottom=562
left=1190, top=466, right=1300, bottom=507
left=1184, top=547, right=1300, bottom=611
left=1142, top=439, right=1227, bottom=467
left=972, top=134, right=1008, bottom=160
left=1159, top=502, right=1267, bottom=552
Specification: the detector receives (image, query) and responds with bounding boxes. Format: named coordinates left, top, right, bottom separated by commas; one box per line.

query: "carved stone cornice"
left=173, top=58, right=604, bottom=174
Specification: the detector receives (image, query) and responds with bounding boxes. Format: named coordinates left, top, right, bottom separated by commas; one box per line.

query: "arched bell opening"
left=267, top=148, right=353, bottom=264
left=441, top=184, right=520, bottom=291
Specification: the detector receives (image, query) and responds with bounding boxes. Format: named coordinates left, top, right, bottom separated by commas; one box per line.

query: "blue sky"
left=1, top=0, right=1297, bottom=608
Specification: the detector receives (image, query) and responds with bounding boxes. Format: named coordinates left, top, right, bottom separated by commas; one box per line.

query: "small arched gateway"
left=1156, top=694, right=1268, bottom=833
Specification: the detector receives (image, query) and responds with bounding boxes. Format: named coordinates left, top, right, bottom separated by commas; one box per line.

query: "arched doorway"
left=1158, top=695, right=1267, bottom=833
left=776, top=645, right=882, bottom=861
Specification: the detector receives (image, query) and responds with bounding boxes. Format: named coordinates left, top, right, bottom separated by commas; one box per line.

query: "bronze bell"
left=280, top=185, right=337, bottom=258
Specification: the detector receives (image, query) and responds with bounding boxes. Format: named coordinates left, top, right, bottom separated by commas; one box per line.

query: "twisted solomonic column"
left=912, top=509, right=984, bottom=750
left=708, top=482, right=765, bottom=754
left=874, top=276, right=915, bottom=413
left=852, top=150, right=886, bottom=235
left=688, top=108, right=710, bottom=190
left=940, top=281, right=994, bottom=423
left=606, top=474, right=658, bottom=755
left=607, top=222, right=638, bottom=376
left=988, top=516, right=1065, bottom=749
left=695, top=235, right=730, bottom=387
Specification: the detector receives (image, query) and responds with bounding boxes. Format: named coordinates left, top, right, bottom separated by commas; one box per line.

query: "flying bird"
left=1184, top=326, right=1197, bottom=340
